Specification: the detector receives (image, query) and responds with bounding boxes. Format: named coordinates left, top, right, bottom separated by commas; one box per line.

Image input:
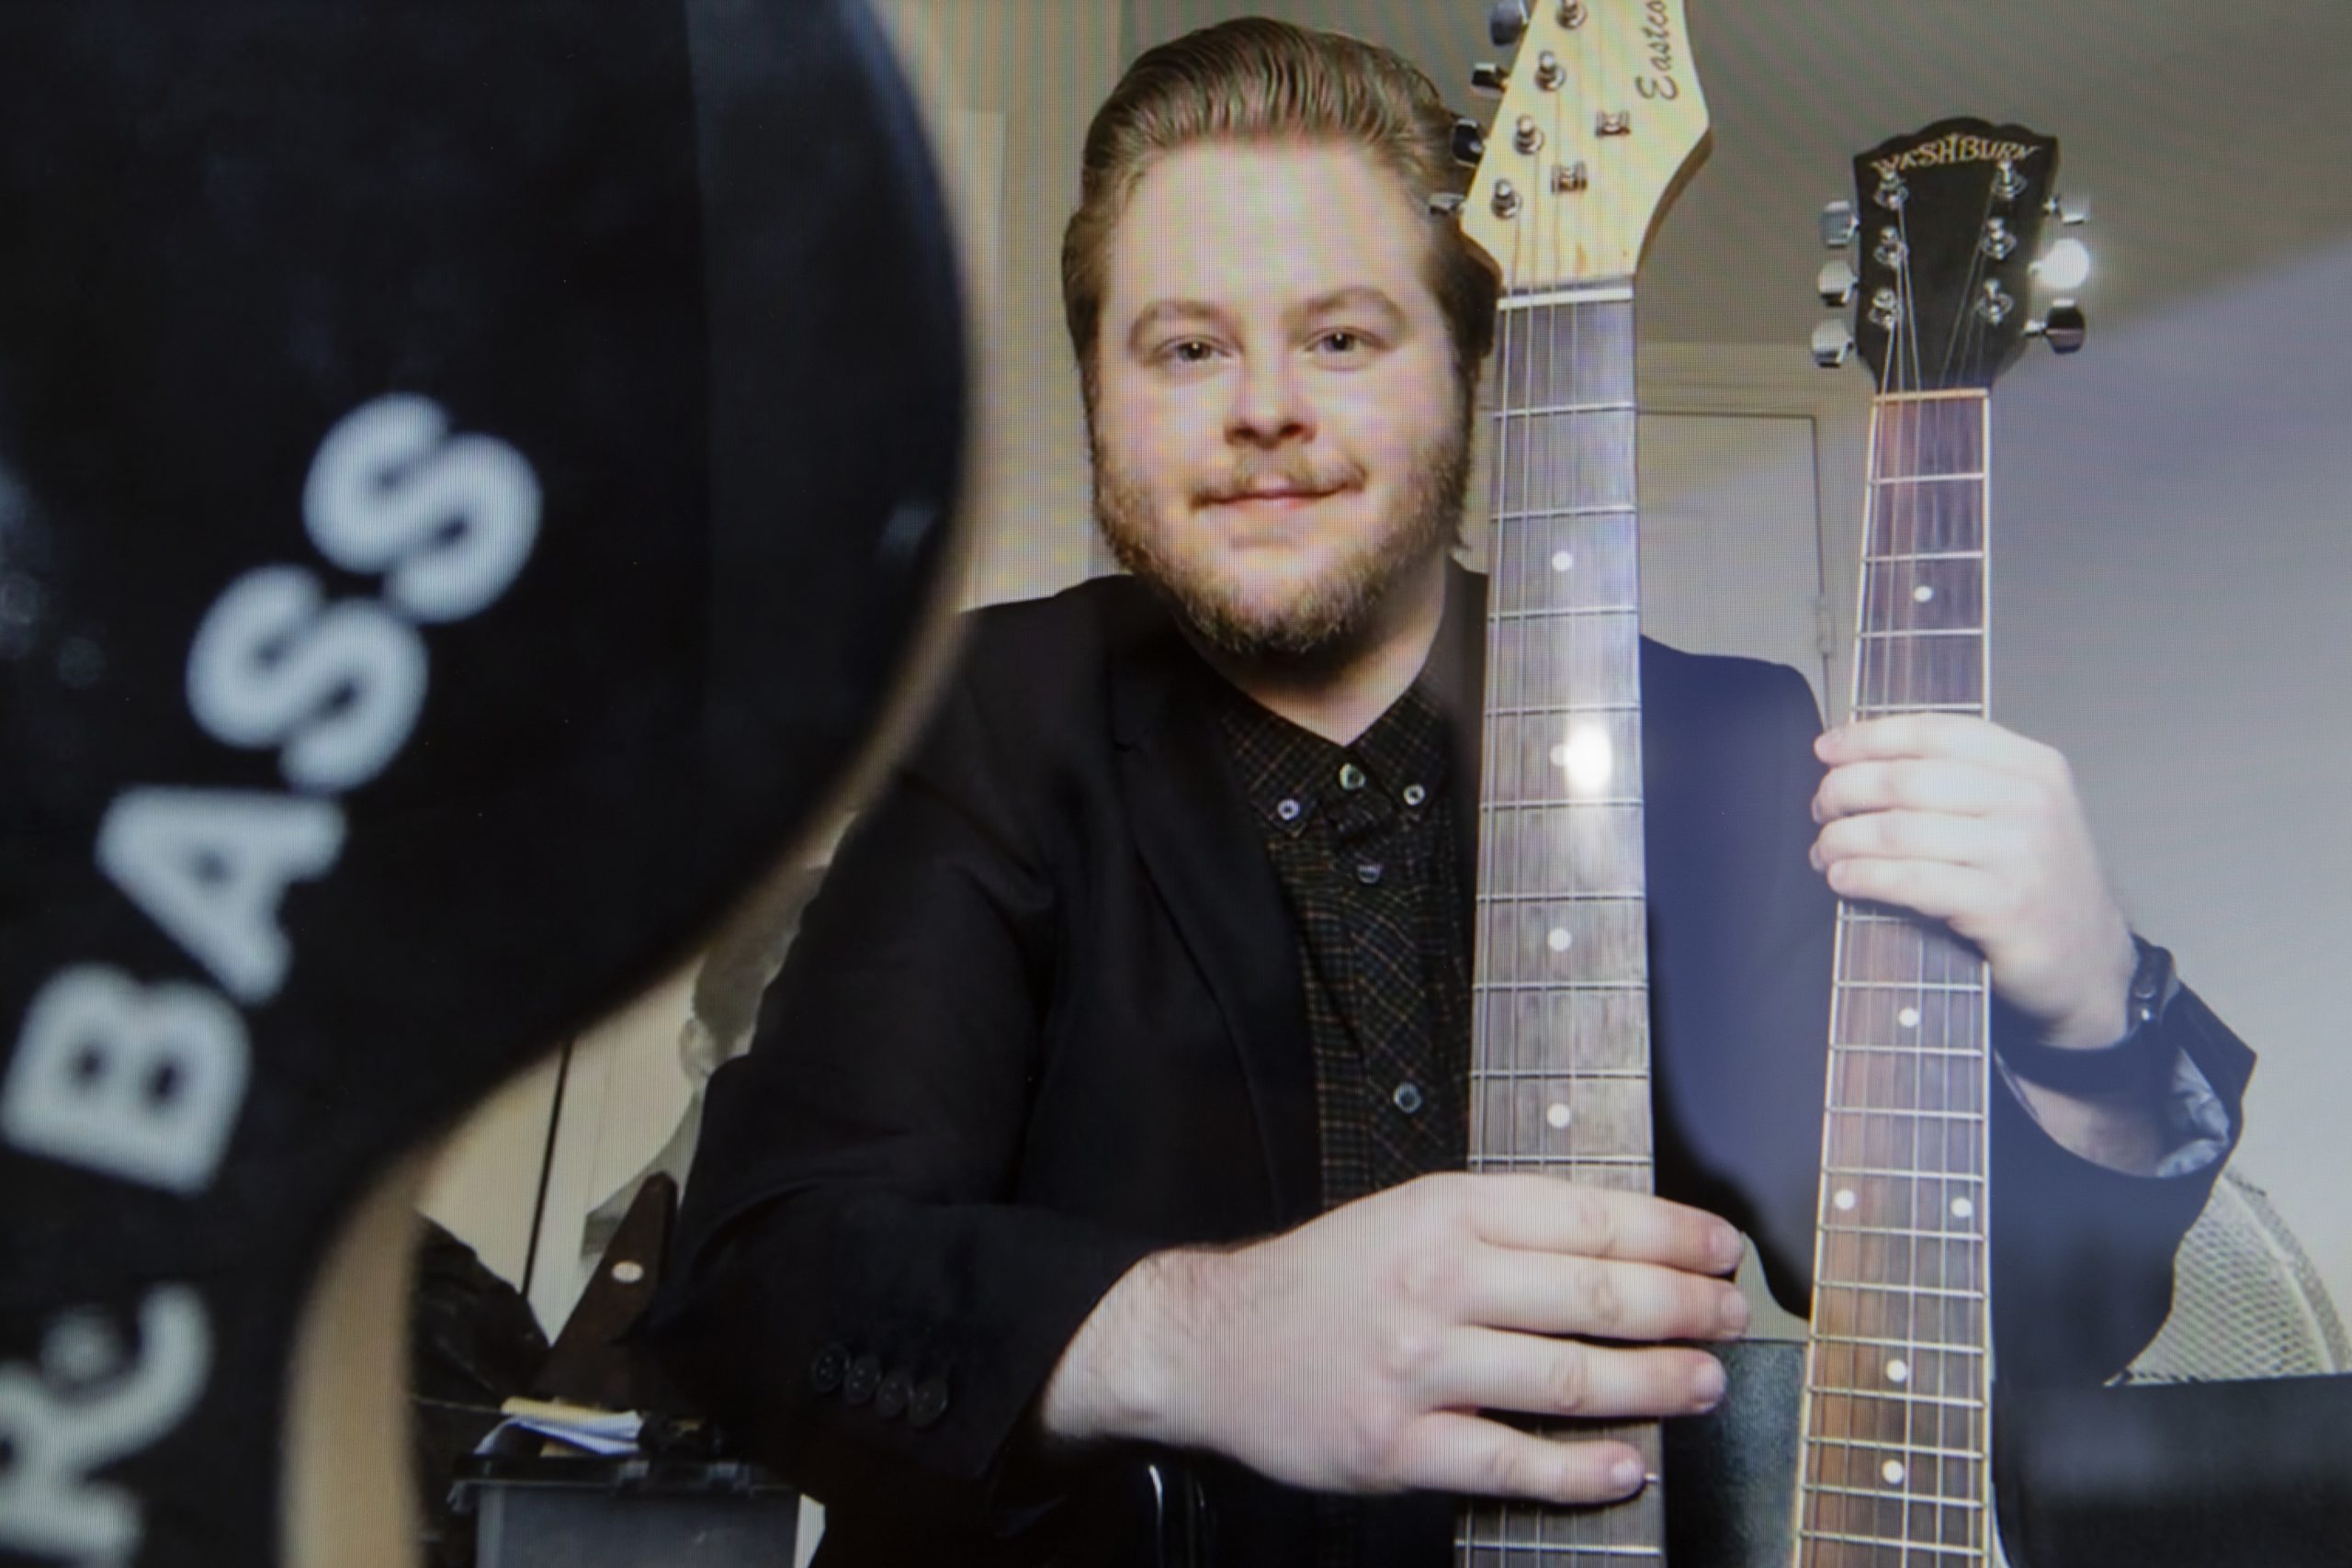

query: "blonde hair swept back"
left=1059, top=17, right=1500, bottom=409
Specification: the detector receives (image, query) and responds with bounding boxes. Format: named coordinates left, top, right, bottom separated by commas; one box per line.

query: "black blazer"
left=649, top=571, right=2252, bottom=1566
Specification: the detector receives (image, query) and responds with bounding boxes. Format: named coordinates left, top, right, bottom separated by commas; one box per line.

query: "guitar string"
left=1812, top=351, right=1886, bottom=1567
left=1938, top=178, right=2000, bottom=1558
left=1593, top=32, right=1641, bottom=1546
left=1900, top=222, right=1932, bottom=1568
left=1468, top=183, right=1520, bottom=1568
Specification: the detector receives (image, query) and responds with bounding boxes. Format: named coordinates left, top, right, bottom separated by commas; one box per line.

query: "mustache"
left=1191, top=458, right=1364, bottom=506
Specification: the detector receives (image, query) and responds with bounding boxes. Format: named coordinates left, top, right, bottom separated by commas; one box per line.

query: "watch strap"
left=1996, top=937, right=2177, bottom=1096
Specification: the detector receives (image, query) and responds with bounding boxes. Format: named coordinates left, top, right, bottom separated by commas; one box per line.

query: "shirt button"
left=842, top=1353, right=882, bottom=1405
left=808, top=1344, right=849, bottom=1395
left=1393, top=1082, right=1425, bottom=1114
left=1276, top=797, right=1303, bottom=822
left=908, top=1375, right=952, bottom=1428
left=876, top=1369, right=912, bottom=1419
left=1338, top=761, right=1367, bottom=791
left=1355, top=862, right=1384, bottom=886
left=1401, top=783, right=1427, bottom=807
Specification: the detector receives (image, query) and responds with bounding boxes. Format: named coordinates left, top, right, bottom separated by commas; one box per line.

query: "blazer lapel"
left=1427, top=563, right=1490, bottom=950
left=1110, top=623, right=1319, bottom=1227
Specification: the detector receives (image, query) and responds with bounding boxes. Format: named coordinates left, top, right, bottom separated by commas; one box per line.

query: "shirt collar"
left=1216, top=678, right=1448, bottom=838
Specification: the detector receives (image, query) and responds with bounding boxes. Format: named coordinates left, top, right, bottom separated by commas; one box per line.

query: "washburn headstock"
left=1813, top=117, right=2088, bottom=390
left=1453, top=0, right=1712, bottom=292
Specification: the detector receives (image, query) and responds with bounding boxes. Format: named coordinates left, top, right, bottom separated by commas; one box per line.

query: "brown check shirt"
left=1215, top=680, right=1474, bottom=1210
left=1216, top=680, right=1476, bottom=1568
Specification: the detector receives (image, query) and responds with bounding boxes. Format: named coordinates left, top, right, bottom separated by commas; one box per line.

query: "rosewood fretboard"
left=1461, top=290, right=1662, bottom=1566
left=1795, top=389, right=1996, bottom=1567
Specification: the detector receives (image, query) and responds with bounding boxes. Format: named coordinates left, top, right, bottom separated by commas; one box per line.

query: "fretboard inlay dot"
left=1833, top=1188, right=1858, bottom=1212
left=1551, top=549, right=1575, bottom=572
left=1886, top=1359, right=1910, bottom=1384
left=1914, top=584, right=1936, bottom=603
left=1883, top=1460, right=1907, bottom=1485
left=1898, top=1006, right=1921, bottom=1029
left=1952, top=1196, right=1974, bottom=1220
left=1547, top=927, right=1573, bottom=953
left=1546, top=1102, right=1573, bottom=1129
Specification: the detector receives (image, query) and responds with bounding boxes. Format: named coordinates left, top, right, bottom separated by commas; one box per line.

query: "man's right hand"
left=1038, top=1172, right=1748, bottom=1505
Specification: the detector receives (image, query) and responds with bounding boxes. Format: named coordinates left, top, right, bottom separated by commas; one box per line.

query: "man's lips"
left=1201, top=486, right=1340, bottom=507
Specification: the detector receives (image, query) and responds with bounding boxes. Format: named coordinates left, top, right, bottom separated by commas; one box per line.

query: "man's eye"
left=1313, top=329, right=1372, bottom=356
left=1161, top=338, right=1218, bottom=365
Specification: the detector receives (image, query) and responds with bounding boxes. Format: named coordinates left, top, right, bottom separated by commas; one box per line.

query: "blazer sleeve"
left=1730, top=663, right=2256, bottom=1386
left=641, top=657, right=1156, bottom=1532
left=1984, top=980, right=2254, bottom=1385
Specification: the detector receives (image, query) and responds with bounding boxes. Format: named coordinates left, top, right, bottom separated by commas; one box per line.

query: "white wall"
left=1989, top=235, right=2352, bottom=1309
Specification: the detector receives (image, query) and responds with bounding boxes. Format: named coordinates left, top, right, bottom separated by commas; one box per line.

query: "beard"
left=1090, top=404, right=1473, bottom=664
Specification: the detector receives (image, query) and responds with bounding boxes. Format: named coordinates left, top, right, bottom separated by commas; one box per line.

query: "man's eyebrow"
left=1289, top=286, right=1407, bottom=329
left=1122, top=288, right=1409, bottom=355
left=1125, top=299, right=1229, bottom=353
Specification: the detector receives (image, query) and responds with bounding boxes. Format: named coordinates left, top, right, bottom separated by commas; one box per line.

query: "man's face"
left=1090, top=138, right=1470, bottom=660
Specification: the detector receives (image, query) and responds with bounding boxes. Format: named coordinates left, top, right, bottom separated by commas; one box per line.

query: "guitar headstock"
left=1454, top=0, right=1711, bottom=292
left=1811, top=117, right=2091, bottom=389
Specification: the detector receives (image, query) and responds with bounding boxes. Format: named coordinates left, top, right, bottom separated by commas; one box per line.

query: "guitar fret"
left=1871, top=471, right=1986, bottom=485
left=1478, top=795, right=1646, bottom=809
left=1491, top=399, right=1639, bottom=419
left=1476, top=891, right=1645, bottom=904
left=1826, top=1107, right=1985, bottom=1123
left=1807, top=1384, right=1985, bottom=1412
left=1480, top=699, right=1643, bottom=714
left=1476, top=981, right=1648, bottom=992
left=1485, top=604, right=1640, bottom=622
left=1858, top=626, right=1984, bottom=639
left=1491, top=504, right=1638, bottom=522
left=1815, top=1280, right=1985, bottom=1301
left=1817, top=1224, right=1984, bottom=1244
left=1486, top=699, right=1641, bottom=716
left=1804, top=1438, right=1985, bottom=1463
left=1835, top=981, right=1985, bottom=993
left=1850, top=705, right=1988, bottom=718
left=1830, top=1044, right=1984, bottom=1058
left=1823, top=1165, right=1984, bottom=1183
left=1814, top=1330, right=1984, bottom=1353
left=1498, top=282, right=1636, bottom=310
left=1473, top=1154, right=1652, bottom=1167
left=1453, top=1542, right=1662, bottom=1559
left=1804, top=1482, right=1983, bottom=1511
left=1471, top=1067, right=1650, bottom=1080
left=1799, top=1529, right=1978, bottom=1556
left=1863, top=550, right=1984, bottom=562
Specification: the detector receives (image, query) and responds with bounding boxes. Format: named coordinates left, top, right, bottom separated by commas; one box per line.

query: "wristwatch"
left=1996, top=936, right=2177, bottom=1096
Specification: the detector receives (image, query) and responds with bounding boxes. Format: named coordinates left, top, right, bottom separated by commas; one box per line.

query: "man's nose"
left=1225, top=350, right=1313, bottom=446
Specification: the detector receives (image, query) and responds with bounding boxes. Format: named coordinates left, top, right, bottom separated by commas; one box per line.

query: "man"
left=648, top=19, right=2250, bottom=1565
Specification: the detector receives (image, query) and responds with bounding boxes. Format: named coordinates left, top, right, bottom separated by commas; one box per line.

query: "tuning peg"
left=1451, top=117, right=1487, bottom=168
left=1471, top=62, right=1509, bottom=96
left=1490, top=0, right=1530, bottom=47
left=1816, top=258, right=1858, bottom=307
left=2046, top=190, right=2092, bottom=226
left=1819, top=199, right=1858, bottom=249
left=2026, top=300, right=2087, bottom=354
left=1811, top=320, right=1856, bottom=368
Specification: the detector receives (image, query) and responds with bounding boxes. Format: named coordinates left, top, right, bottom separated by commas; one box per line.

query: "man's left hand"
left=1810, top=714, right=2136, bottom=1049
